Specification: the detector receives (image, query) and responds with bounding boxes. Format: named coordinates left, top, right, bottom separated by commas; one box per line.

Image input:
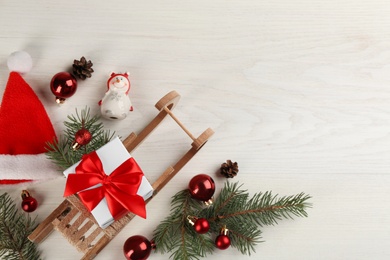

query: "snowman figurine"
left=99, top=72, right=133, bottom=120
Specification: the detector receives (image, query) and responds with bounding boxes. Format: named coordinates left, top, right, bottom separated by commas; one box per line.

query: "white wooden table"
left=1, top=1, right=390, bottom=259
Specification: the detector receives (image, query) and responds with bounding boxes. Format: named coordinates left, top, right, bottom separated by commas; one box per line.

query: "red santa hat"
left=0, top=53, right=59, bottom=185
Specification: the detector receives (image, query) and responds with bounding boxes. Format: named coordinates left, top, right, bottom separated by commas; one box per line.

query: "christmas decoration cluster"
left=0, top=51, right=312, bottom=260
left=121, top=172, right=311, bottom=260
left=148, top=175, right=311, bottom=260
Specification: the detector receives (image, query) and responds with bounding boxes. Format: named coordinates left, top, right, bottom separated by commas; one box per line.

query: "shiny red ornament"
left=194, top=218, right=210, bottom=234
left=187, top=216, right=210, bottom=234
left=123, top=235, right=153, bottom=260
left=72, top=128, right=92, bottom=150
left=215, top=226, right=231, bottom=250
left=188, top=174, right=215, bottom=204
left=215, top=234, right=231, bottom=250
left=21, top=190, right=38, bottom=213
left=50, top=72, right=78, bottom=104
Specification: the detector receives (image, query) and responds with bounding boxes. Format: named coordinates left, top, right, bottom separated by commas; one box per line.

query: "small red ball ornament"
left=194, top=218, right=210, bottom=234
left=215, top=226, right=231, bottom=250
left=123, top=235, right=153, bottom=260
left=215, top=234, right=231, bottom=250
left=21, top=190, right=38, bottom=213
left=188, top=174, right=215, bottom=205
left=50, top=72, right=78, bottom=104
left=187, top=216, right=210, bottom=234
left=72, top=128, right=92, bottom=150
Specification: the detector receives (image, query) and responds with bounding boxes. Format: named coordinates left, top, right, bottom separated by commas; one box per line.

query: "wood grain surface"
left=1, top=1, right=390, bottom=259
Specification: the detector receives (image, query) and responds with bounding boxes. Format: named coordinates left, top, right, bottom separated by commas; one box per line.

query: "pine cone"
left=72, top=56, right=94, bottom=80
left=219, top=160, right=239, bottom=178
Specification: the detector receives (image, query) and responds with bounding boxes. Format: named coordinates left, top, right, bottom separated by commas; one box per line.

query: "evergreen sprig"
left=0, top=193, right=41, bottom=260
left=153, top=181, right=311, bottom=260
left=45, top=107, right=115, bottom=170
left=153, top=190, right=214, bottom=260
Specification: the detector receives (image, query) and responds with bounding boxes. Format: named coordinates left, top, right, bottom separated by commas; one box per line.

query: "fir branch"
left=207, top=182, right=311, bottom=226
left=203, top=182, right=311, bottom=255
left=152, top=181, right=311, bottom=259
left=0, top=193, right=41, bottom=260
left=227, top=221, right=262, bottom=255
left=45, top=136, right=75, bottom=170
left=153, top=190, right=214, bottom=260
left=208, top=182, right=248, bottom=218
left=45, top=107, right=115, bottom=170
left=153, top=190, right=189, bottom=255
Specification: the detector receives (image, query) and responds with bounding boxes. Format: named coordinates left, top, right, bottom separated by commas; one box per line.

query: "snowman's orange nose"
left=116, top=78, right=120, bottom=83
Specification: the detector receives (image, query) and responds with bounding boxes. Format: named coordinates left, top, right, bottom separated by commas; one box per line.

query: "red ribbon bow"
left=64, top=151, right=146, bottom=219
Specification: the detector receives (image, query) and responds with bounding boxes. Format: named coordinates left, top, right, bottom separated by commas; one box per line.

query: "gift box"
left=63, top=137, right=153, bottom=229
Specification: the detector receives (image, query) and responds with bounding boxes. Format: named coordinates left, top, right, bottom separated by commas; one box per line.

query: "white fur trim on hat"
left=0, top=153, right=61, bottom=183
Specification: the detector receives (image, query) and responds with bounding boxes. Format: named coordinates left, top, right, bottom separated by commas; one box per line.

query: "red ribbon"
left=64, top=151, right=146, bottom=219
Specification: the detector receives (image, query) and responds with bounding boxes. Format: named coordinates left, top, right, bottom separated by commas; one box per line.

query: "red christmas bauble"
left=50, top=72, right=77, bottom=103
left=123, top=235, right=152, bottom=260
left=194, top=218, right=210, bottom=234
left=215, top=234, right=231, bottom=250
left=21, top=190, right=38, bottom=213
left=74, top=129, right=92, bottom=146
left=188, top=174, right=215, bottom=202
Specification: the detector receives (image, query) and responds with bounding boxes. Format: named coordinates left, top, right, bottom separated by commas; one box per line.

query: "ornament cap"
left=21, top=190, right=31, bottom=200
left=72, top=142, right=81, bottom=150
left=187, top=215, right=197, bottom=226
left=150, top=239, right=156, bottom=250
left=220, top=225, right=229, bottom=236
left=204, top=198, right=214, bottom=206
left=55, top=97, right=66, bottom=104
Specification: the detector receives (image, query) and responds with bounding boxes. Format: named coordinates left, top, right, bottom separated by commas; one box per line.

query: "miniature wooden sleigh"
left=28, top=90, right=214, bottom=259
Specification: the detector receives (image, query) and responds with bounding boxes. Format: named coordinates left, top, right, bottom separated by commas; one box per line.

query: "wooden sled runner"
left=28, top=90, right=214, bottom=259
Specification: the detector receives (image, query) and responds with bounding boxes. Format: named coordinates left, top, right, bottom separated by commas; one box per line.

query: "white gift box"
left=63, top=137, right=153, bottom=229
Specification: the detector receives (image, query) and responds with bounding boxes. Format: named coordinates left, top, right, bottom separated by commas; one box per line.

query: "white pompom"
left=7, top=51, right=33, bottom=74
